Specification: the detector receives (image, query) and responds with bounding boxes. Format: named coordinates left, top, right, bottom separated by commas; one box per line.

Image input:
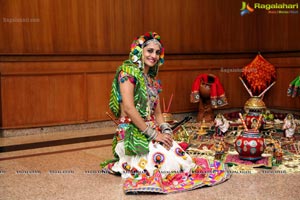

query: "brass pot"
left=244, top=96, right=266, bottom=113
left=162, top=113, right=174, bottom=123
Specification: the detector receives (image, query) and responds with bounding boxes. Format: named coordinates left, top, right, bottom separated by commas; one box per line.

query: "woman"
left=101, top=32, right=230, bottom=194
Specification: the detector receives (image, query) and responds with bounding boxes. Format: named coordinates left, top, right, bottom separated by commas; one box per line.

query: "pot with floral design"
left=244, top=96, right=266, bottom=130
left=234, top=130, right=265, bottom=161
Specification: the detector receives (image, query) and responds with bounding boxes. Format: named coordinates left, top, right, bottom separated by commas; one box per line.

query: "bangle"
left=148, top=129, right=158, bottom=140
left=142, top=124, right=150, bottom=133
left=142, top=125, right=158, bottom=140
left=159, top=123, right=173, bottom=134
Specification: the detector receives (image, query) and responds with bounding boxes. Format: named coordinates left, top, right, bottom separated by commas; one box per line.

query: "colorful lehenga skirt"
left=102, top=122, right=231, bottom=194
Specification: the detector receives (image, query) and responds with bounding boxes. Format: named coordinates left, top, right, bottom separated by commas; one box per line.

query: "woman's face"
left=142, top=42, right=161, bottom=67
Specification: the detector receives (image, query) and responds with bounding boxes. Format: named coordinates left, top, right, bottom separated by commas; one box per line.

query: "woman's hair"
left=142, top=38, right=162, bottom=49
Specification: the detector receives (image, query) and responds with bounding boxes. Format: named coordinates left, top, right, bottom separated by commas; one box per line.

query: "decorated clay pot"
left=244, top=112, right=265, bottom=130
left=199, top=83, right=211, bottom=99
left=234, top=130, right=265, bottom=161
left=244, top=96, right=266, bottom=130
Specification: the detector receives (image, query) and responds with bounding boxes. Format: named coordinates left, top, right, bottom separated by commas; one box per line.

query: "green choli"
left=102, top=61, right=159, bottom=168
left=109, top=61, right=149, bottom=118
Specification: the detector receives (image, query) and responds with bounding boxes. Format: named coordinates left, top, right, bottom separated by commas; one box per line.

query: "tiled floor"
left=1, top=127, right=300, bottom=200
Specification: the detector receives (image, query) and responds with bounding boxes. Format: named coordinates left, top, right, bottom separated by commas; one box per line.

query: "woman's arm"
left=119, top=79, right=148, bottom=131
left=119, top=80, right=173, bottom=148
left=154, top=97, right=173, bottom=149
left=154, top=99, right=165, bottom=125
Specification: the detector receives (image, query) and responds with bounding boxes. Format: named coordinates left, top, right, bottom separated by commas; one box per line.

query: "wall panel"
left=86, top=73, right=114, bottom=121
left=1, top=73, right=85, bottom=128
left=158, top=70, right=199, bottom=113
left=144, top=0, right=259, bottom=53
left=0, top=0, right=144, bottom=54
left=1, top=55, right=299, bottom=129
left=1, top=0, right=299, bottom=54
left=0, top=0, right=299, bottom=129
left=256, top=0, right=300, bottom=51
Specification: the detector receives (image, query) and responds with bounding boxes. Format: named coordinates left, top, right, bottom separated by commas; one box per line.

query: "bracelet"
left=159, top=122, right=173, bottom=134
left=142, top=124, right=150, bottom=133
left=142, top=125, right=158, bottom=140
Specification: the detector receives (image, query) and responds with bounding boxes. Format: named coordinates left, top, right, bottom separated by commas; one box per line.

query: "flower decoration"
left=130, top=167, right=139, bottom=178
left=153, top=152, right=165, bottom=167
left=122, top=162, right=131, bottom=172
left=138, top=158, right=148, bottom=169
left=175, top=147, right=187, bottom=160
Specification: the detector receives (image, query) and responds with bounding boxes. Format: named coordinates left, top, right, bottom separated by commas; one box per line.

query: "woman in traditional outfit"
left=101, top=32, right=230, bottom=194
left=282, top=113, right=296, bottom=139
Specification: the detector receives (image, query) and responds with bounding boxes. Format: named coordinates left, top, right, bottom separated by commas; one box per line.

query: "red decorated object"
left=244, top=114, right=264, bottom=130
left=234, top=130, right=265, bottom=161
left=243, top=96, right=266, bottom=130
left=242, top=54, right=276, bottom=96
left=178, top=142, right=189, bottom=151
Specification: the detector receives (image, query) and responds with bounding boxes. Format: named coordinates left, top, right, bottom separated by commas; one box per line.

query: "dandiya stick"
left=163, top=97, right=166, bottom=113
left=258, top=81, right=276, bottom=98
left=239, top=77, right=253, bottom=97
left=239, top=113, right=248, bottom=131
left=255, top=114, right=263, bottom=131
left=105, top=112, right=119, bottom=125
left=166, top=93, right=174, bottom=113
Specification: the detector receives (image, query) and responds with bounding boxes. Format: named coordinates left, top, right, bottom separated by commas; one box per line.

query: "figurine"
left=250, top=118, right=258, bottom=130
left=273, top=140, right=283, bottom=164
left=212, top=139, right=226, bottom=160
left=214, top=113, right=229, bottom=137
left=282, top=113, right=296, bottom=139
left=274, top=148, right=283, bottom=164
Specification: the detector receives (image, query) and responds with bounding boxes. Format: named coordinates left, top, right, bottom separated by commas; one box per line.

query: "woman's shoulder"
left=117, top=62, right=142, bottom=77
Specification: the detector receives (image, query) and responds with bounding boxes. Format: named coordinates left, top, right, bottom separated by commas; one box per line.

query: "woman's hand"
left=155, top=132, right=173, bottom=150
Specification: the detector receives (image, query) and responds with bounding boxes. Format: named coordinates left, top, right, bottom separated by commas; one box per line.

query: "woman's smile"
left=143, top=42, right=161, bottom=67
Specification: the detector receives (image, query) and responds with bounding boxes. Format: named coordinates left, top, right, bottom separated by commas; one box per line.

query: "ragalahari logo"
left=240, top=2, right=255, bottom=16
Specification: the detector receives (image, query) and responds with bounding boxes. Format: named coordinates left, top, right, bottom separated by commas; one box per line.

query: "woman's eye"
left=146, top=48, right=160, bottom=55
left=147, top=49, right=154, bottom=53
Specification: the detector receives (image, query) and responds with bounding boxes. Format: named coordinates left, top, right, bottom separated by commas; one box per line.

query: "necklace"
left=143, top=73, right=151, bottom=119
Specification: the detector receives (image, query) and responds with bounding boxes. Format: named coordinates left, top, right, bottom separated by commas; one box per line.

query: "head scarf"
left=129, top=32, right=164, bottom=78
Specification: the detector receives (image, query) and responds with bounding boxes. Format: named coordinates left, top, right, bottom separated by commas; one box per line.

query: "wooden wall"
left=0, top=0, right=299, bottom=129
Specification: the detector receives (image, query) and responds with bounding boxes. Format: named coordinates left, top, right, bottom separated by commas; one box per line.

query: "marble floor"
left=1, top=127, right=300, bottom=200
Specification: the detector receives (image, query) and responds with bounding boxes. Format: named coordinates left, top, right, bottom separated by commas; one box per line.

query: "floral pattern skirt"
left=104, top=138, right=230, bottom=194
